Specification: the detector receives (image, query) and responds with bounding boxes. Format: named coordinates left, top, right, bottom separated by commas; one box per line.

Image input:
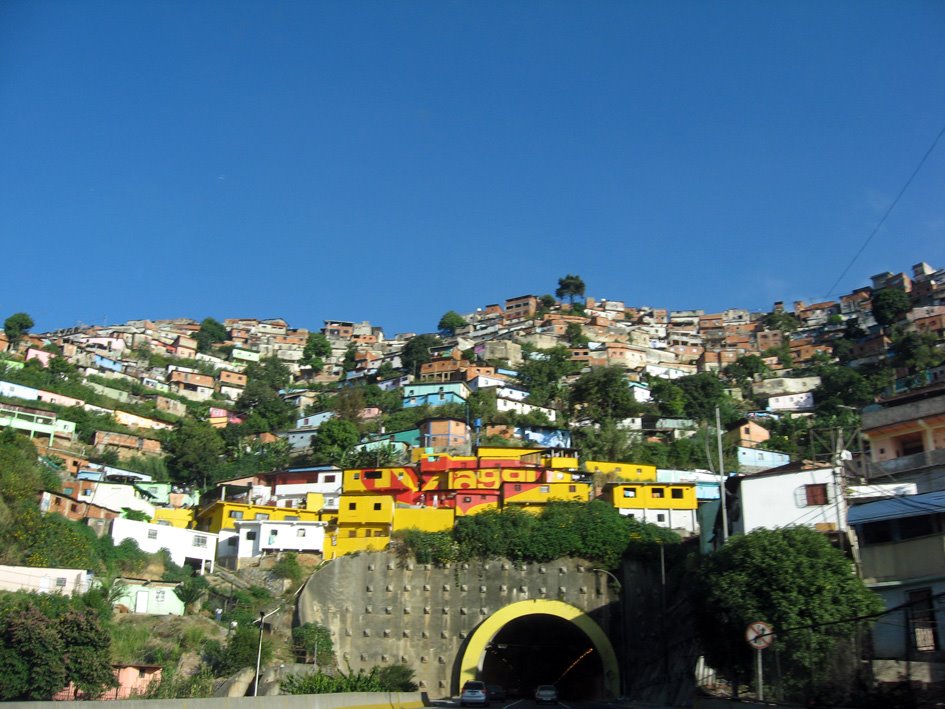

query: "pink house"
left=53, top=664, right=162, bottom=700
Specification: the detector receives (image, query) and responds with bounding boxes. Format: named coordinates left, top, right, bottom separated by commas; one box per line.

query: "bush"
left=271, top=552, right=304, bottom=586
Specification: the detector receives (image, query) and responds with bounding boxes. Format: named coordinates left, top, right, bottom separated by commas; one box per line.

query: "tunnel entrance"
left=480, top=613, right=605, bottom=701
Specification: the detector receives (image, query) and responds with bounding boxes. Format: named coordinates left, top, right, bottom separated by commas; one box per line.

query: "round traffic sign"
left=745, top=621, right=774, bottom=649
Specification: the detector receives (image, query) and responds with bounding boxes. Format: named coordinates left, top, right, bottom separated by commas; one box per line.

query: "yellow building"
left=392, top=506, right=455, bottom=533
left=197, top=501, right=321, bottom=533
left=323, top=494, right=394, bottom=560
left=152, top=507, right=195, bottom=529
left=502, top=481, right=591, bottom=510
left=585, top=460, right=657, bottom=481
left=608, top=483, right=699, bottom=536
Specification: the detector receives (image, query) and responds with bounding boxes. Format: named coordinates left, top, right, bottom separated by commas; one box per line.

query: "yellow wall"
left=611, top=483, right=697, bottom=510
left=585, top=460, right=657, bottom=481
left=542, top=453, right=579, bottom=470
left=324, top=526, right=391, bottom=559
left=392, top=506, right=455, bottom=533
left=337, top=495, right=394, bottom=525
left=152, top=508, right=194, bottom=528
left=305, top=492, right=327, bottom=512
left=343, top=467, right=416, bottom=493
left=199, top=501, right=322, bottom=532
left=503, top=482, right=590, bottom=506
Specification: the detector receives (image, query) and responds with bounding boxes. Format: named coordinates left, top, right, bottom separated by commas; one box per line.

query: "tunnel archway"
left=458, top=599, right=619, bottom=700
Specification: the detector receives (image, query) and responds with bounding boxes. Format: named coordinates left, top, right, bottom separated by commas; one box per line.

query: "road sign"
left=745, top=621, right=775, bottom=650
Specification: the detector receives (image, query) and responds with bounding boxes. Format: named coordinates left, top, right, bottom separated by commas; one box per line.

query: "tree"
left=695, top=527, right=882, bottom=704
left=812, top=365, right=875, bottom=416
left=195, top=317, right=227, bottom=353
left=564, top=322, right=589, bottom=348
left=58, top=608, right=117, bottom=698
left=174, top=574, right=209, bottom=613
left=235, top=357, right=295, bottom=432
left=437, top=311, right=467, bottom=337
left=675, top=372, right=739, bottom=424
left=555, top=274, right=586, bottom=304
left=871, top=288, right=911, bottom=328
left=301, top=332, right=331, bottom=373
left=568, top=366, right=642, bottom=424
left=292, top=622, right=334, bottom=665
left=3, top=312, right=34, bottom=350
left=165, top=418, right=224, bottom=487
left=400, top=334, right=440, bottom=376
left=310, top=418, right=360, bottom=466
left=516, top=345, right=579, bottom=408
left=761, top=310, right=801, bottom=332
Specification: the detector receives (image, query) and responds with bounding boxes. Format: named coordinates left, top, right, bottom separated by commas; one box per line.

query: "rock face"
left=214, top=667, right=256, bottom=697
left=297, top=551, right=619, bottom=697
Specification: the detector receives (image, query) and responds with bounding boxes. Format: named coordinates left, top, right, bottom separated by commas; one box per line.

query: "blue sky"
left=2, top=1, right=944, bottom=336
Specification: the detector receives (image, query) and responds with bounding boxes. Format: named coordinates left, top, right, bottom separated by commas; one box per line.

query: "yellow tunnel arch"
left=458, top=598, right=620, bottom=698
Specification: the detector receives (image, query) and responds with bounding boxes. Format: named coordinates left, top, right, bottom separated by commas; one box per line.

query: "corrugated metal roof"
left=847, top=490, right=945, bottom=525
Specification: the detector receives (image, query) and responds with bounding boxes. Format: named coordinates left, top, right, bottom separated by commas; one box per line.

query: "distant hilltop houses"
left=2, top=263, right=945, bottom=678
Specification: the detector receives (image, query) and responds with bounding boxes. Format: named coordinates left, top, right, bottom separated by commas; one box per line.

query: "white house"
left=0, top=564, right=94, bottom=595
left=88, top=481, right=156, bottom=518
left=113, top=578, right=185, bottom=615
left=216, top=520, right=327, bottom=568
left=496, top=397, right=557, bottom=423
left=766, top=392, right=815, bottom=412
left=728, top=463, right=847, bottom=536
left=110, top=518, right=217, bottom=574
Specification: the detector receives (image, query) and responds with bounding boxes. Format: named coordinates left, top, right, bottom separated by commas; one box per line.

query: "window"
left=71, top=504, right=78, bottom=512
left=805, top=484, right=828, bottom=506
left=254, top=513, right=269, bottom=520
left=55, top=577, right=67, bottom=588
left=64, top=487, right=74, bottom=496
left=909, top=589, right=940, bottom=651
left=324, top=475, right=336, bottom=483
left=284, top=515, right=299, bottom=521
left=365, top=471, right=382, bottom=480
left=373, top=502, right=382, bottom=511
left=651, top=487, right=665, bottom=499
left=514, top=484, right=522, bottom=491
left=657, top=514, right=665, bottom=522
left=247, top=531, right=257, bottom=541
left=147, top=530, right=158, bottom=540
left=193, top=535, right=207, bottom=548
left=228, top=537, right=238, bottom=546
left=297, top=529, right=306, bottom=537
left=155, top=590, right=165, bottom=602
left=569, top=485, right=576, bottom=492
left=623, top=488, right=637, bottom=498
left=671, top=488, right=684, bottom=499
left=229, top=510, right=244, bottom=519
left=348, top=502, right=357, bottom=510
left=353, top=473, right=361, bottom=480
left=540, top=485, right=550, bottom=493
left=463, top=497, right=472, bottom=503
left=81, top=489, right=92, bottom=497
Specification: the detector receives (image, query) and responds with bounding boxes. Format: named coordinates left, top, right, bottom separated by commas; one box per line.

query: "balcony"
left=862, top=392, right=945, bottom=432
left=859, top=534, right=945, bottom=584
left=864, top=448, right=945, bottom=479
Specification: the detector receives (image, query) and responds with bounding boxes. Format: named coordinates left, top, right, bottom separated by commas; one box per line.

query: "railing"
left=866, top=448, right=945, bottom=477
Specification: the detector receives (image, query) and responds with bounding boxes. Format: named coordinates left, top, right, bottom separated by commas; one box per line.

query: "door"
left=135, top=590, right=149, bottom=613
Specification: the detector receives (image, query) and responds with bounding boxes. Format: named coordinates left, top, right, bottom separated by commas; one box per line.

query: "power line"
left=825, top=120, right=945, bottom=298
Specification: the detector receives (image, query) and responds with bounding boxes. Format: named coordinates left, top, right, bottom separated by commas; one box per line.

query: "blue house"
left=403, top=382, right=470, bottom=408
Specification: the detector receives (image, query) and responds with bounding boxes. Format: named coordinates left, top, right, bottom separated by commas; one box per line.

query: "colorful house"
left=608, top=482, right=699, bottom=535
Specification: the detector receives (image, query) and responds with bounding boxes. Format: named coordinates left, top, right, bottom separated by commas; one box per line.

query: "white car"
left=534, top=685, right=558, bottom=704
left=461, top=680, right=489, bottom=707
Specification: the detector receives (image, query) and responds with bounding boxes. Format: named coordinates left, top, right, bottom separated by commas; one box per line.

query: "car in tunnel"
left=460, top=680, right=489, bottom=707
left=534, top=684, right=558, bottom=704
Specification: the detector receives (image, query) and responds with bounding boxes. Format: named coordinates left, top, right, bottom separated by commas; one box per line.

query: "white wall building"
left=730, top=465, right=846, bottom=536
left=217, top=520, right=327, bottom=567
left=0, top=564, right=94, bottom=595
left=110, top=518, right=217, bottom=574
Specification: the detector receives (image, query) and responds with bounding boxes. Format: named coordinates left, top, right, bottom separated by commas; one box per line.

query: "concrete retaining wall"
left=5, top=690, right=425, bottom=709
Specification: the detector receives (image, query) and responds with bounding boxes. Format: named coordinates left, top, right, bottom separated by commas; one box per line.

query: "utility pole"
left=716, top=407, right=728, bottom=543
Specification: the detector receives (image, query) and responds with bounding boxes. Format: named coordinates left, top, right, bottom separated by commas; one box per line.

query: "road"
left=431, top=699, right=672, bottom=709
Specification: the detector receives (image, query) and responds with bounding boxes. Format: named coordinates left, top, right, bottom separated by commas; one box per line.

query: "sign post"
left=745, top=621, right=775, bottom=702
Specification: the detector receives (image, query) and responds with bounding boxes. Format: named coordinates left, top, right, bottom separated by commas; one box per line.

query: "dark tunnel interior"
left=478, top=613, right=606, bottom=701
